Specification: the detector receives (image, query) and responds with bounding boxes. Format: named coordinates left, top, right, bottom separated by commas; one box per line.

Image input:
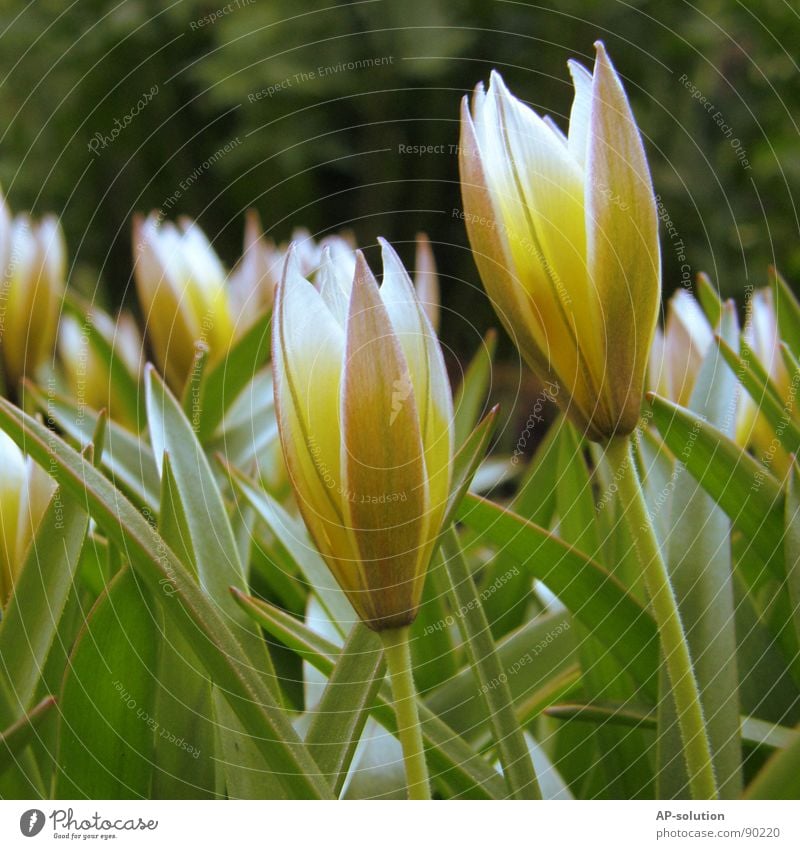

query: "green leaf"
left=511, top=413, right=563, bottom=526
left=440, top=528, right=540, bottom=799
left=545, top=703, right=798, bottom=751
left=56, top=567, right=158, bottom=798
left=556, top=421, right=653, bottom=799
left=226, top=464, right=354, bottom=634
left=425, top=609, right=577, bottom=737
left=745, top=723, right=800, bottom=799
left=453, top=329, right=496, bottom=449
left=0, top=696, right=56, bottom=777
left=305, top=624, right=385, bottom=797
left=659, top=302, right=742, bottom=799
left=409, top=551, right=460, bottom=693
left=456, top=493, right=659, bottom=698
left=150, top=454, right=217, bottom=799
left=0, top=488, right=88, bottom=713
left=145, top=365, right=275, bottom=680
left=696, top=272, right=722, bottom=328
left=231, top=590, right=506, bottom=799
left=24, top=382, right=160, bottom=511
left=785, top=463, right=800, bottom=650
left=771, top=266, right=800, bottom=359
left=0, top=397, right=334, bottom=799
left=648, top=393, right=785, bottom=579
left=444, top=405, right=499, bottom=528
left=717, top=336, right=800, bottom=454
left=195, top=311, right=272, bottom=443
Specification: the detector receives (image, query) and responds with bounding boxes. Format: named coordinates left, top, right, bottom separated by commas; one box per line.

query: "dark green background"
left=1, top=0, right=798, bottom=370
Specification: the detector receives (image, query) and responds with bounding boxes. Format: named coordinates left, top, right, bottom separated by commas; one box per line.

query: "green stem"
left=606, top=435, right=719, bottom=800
left=380, top=626, right=431, bottom=800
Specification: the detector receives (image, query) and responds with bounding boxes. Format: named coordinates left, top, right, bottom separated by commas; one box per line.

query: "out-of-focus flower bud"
left=0, top=195, right=66, bottom=393
left=0, top=431, right=56, bottom=605
left=459, top=42, right=660, bottom=441
left=58, top=307, right=143, bottom=429
left=273, top=238, right=453, bottom=630
left=229, top=209, right=282, bottom=319
left=414, top=233, right=440, bottom=334
left=133, top=213, right=235, bottom=391
left=736, top=288, right=792, bottom=471
left=648, top=289, right=713, bottom=406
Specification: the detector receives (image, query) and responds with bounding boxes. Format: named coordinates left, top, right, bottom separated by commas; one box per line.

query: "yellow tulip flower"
left=58, top=308, right=143, bottom=429
left=273, top=238, right=453, bottom=630
left=133, top=214, right=235, bottom=391
left=736, top=287, right=792, bottom=472
left=0, top=430, right=55, bottom=605
left=459, top=42, right=660, bottom=441
left=649, top=289, right=713, bottom=407
left=0, top=195, right=66, bottom=392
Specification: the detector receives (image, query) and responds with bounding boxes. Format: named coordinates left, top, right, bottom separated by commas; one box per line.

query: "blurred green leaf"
left=648, top=393, right=785, bottom=579
left=145, top=365, right=275, bottom=681
left=785, top=463, right=800, bottom=650
left=745, top=724, right=800, bottom=799
left=231, top=590, right=506, bottom=799
left=0, top=488, right=88, bottom=713
left=195, top=311, right=271, bottom=443
left=659, top=303, right=742, bottom=799
left=305, top=624, right=385, bottom=797
left=0, top=696, right=56, bottom=777
left=56, top=567, right=158, bottom=798
left=456, top=493, right=659, bottom=698
left=0, top=397, right=334, bottom=799
left=25, top=383, right=160, bottom=512
left=440, top=528, right=540, bottom=799
left=453, top=329, right=496, bottom=449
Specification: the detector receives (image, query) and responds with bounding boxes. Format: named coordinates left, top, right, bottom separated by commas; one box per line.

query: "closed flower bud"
left=58, top=308, right=143, bottom=429
left=736, top=288, right=792, bottom=471
left=133, top=214, right=235, bottom=391
left=0, top=431, right=56, bottom=605
left=414, top=232, right=441, bottom=334
left=459, top=42, right=660, bottom=441
left=649, top=289, right=713, bottom=406
left=229, top=209, right=282, bottom=317
left=273, top=238, right=454, bottom=630
left=0, top=195, right=66, bottom=392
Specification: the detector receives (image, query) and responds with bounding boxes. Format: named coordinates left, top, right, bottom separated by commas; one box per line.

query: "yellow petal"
left=273, top=250, right=356, bottom=579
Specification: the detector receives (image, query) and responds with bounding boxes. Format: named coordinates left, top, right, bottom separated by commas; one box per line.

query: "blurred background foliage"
left=0, top=0, right=798, bottom=399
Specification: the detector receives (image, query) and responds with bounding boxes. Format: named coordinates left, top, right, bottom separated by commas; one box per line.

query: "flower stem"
left=380, top=626, right=431, bottom=800
left=605, top=435, right=719, bottom=800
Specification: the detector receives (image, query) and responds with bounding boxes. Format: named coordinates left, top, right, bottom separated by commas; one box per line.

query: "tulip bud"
left=58, top=307, right=143, bottom=428
left=0, top=195, right=66, bottom=393
left=736, top=288, right=792, bottom=471
left=229, top=209, right=282, bottom=317
left=273, top=238, right=453, bottom=630
left=0, top=431, right=56, bottom=605
left=648, top=289, right=713, bottom=406
left=133, top=214, right=235, bottom=391
left=414, top=233, right=441, bottom=334
left=459, top=42, right=660, bottom=441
